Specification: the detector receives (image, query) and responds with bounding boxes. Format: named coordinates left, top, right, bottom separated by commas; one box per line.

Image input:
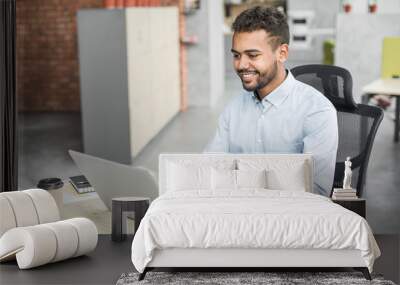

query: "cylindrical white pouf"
left=0, top=226, right=58, bottom=269
left=24, top=189, right=60, bottom=223
left=1, top=192, right=39, bottom=227
left=42, top=221, right=79, bottom=262
left=64, top=218, right=98, bottom=257
left=0, top=195, right=17, bottom=237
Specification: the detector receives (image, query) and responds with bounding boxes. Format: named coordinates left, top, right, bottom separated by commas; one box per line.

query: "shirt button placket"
left=256, top=108, right=264, bottom=151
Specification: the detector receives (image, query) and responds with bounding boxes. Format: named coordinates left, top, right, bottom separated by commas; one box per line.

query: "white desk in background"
left=362, top=78, right=400, bottom=142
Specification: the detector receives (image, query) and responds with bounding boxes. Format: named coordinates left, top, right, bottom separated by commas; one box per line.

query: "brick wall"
left=17, top=0, right=187, bottom=112
left=16, top=0, right=103, bottom=111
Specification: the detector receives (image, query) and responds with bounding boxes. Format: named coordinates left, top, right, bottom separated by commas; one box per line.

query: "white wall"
left=335, top=14, right=400, bottom=102
left=287, top=0, right=340, bottom=66
left=378, top=0, right=400, bottom=13
left=186, top=0, right=225, bottom=107
left=347, top=0, right=400, bottom=13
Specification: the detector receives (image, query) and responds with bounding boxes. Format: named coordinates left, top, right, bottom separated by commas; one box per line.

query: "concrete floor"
left=18, top=72, right=400, bottom=234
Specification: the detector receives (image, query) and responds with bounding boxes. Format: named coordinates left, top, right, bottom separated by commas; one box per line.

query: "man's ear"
left=277, top=44, right=289, bottom=63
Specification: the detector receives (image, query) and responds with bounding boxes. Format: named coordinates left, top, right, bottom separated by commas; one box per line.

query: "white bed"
left=131, top=153, right=380, bottom=280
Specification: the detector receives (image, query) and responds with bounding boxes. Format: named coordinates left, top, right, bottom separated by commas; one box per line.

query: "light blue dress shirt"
left=204, top=71, right=338, bottom=196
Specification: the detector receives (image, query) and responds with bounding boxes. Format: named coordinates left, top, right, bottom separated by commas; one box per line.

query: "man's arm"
left=303, top=105, right=338, bottom=196
left=203, top=108, right=230, bottom=153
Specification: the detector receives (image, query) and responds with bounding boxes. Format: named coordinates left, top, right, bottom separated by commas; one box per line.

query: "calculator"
left=69, top=175, right=95, bottom=194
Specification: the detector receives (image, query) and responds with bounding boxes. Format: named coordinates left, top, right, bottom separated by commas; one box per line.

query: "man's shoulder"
left=292, top=79, right=335, bottom=111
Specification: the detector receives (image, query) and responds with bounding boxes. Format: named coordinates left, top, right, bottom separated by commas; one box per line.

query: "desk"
left=362, top=78, right=400, bottom=142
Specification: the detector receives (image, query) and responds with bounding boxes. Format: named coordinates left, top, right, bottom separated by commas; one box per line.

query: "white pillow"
left=211, top=168, right=236, bottom=190
left=211, top=169, right=268, bottom=190
left=267, top=168, right=306, bottom=191
left=236, top=169, right=267, bottom=188
left=237, top=158, right=308, bottom=192
left=166, top=158, right=236, bottom=192
left=167, top=162, right=211, bottom=191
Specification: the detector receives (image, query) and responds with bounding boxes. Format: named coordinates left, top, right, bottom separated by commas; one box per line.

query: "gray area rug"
left=116, top=272, right=396, bottom=285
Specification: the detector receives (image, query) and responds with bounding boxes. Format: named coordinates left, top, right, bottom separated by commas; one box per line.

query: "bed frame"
left=138, top=154, right=372, bottom=281
left=140, top=248, right=371, bottom=280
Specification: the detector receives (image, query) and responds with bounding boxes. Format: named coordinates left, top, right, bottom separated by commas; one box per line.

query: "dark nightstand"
left=112, top=197, right=150, bottom=242
left=332, top=198, right=366, bottom=218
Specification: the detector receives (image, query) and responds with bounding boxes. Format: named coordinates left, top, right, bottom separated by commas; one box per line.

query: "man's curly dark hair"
left=232, top=6, right=289, bottom=50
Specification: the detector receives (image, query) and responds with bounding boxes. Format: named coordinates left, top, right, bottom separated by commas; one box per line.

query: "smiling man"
left=204, top=6, right=338, bottom=197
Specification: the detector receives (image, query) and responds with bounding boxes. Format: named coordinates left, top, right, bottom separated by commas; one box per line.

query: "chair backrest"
left=291, top=64, right=383, bottom=198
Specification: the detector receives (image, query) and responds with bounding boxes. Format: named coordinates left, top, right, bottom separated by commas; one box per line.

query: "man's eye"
left=233, top=54, right=240, bottom=59
left=248, top=54, right=258, bottom=59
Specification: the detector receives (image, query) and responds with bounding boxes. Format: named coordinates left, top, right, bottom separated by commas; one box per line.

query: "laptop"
left=69, top=150, right=158, bottom=210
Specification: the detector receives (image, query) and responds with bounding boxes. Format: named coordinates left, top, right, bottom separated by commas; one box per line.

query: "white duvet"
left=131, top=189, right=380, bottom=273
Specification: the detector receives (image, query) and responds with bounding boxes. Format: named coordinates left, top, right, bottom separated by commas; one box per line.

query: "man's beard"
left=238, top=60, right=278, bottom=92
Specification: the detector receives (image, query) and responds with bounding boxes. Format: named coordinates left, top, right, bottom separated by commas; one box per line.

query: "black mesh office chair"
left=291, top=64, right=383, bottom=198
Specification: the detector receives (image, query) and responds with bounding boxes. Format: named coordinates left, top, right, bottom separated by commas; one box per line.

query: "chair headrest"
left=291, top=64, right=358, bottom=110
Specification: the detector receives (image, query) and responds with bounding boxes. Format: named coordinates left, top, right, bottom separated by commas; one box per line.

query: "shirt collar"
left=251, top=70, right=296, bottom=109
